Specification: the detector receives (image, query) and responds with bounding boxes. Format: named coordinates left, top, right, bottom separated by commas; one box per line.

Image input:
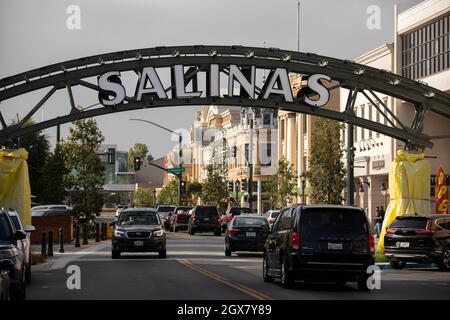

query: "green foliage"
left=201, top=160, right=229, bottom=213
left=42, top=144, right=68, bottom=204
left=158, top=177, right=178, bottom=205
left=128, top=143, right=154, bottom=171
left=3, top=119, right=50, bottom=204
left=187, top=181, right=202, bottom=206
left=264, top=157, right=296, bottom=209
left=61, top=119, right=105, bottom=221
left=134, top=188, right=154, bottom=207
left=307, top=118, right=346, bottom=204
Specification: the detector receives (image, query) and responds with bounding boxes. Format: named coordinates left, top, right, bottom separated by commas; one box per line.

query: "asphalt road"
left=27, top=232, right=450, bottom=300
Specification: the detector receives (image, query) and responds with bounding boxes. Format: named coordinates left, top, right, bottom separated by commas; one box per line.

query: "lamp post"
left=300, top=172, right=306, bottom=204
left=381, top=181, right=388, bottom=209
left=130, top=118, right=183, bottom=206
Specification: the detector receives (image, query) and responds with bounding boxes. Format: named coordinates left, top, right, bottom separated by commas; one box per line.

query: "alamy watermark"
left=66, top=265, right=81, bottom=290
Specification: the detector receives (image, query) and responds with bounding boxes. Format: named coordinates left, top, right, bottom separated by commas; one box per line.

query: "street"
left=28, top=232, right=450, bottom=300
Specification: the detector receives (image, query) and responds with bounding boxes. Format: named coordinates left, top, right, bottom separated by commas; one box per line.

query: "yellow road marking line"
left=178, top=259, right=273, bottom=300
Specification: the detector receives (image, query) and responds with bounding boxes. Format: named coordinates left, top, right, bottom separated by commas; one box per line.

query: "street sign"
left=168, top=167, right=185, bottom=174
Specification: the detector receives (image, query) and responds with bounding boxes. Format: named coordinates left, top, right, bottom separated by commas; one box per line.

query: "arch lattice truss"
left=0, top=45, right=449, bottom=148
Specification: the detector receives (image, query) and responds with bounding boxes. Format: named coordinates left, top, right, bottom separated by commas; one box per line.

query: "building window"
left=263, top=113, right=271, bottom=125
left=261, top=143, right=272, bottom=167
left=361, top=105, right=365, bottom=140
left=401, top=13, right=449, bottom=79
left=376, top=109, right=381, bottom=138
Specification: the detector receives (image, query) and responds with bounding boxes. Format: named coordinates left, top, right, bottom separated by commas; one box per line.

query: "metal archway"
left=1, top=45, right=449, bottom=148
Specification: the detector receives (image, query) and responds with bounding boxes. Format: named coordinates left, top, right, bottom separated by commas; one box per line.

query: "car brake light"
left=228, top=229, right=239, bottom=235
left=291, top=232, right=301, bottom=250
left=192, top=216, right=196, bottom=222
left=369, top=234, right=375, bottom=254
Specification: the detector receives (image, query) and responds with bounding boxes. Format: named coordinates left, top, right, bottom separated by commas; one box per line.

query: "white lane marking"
left=67, top=257, right=261, bottom=263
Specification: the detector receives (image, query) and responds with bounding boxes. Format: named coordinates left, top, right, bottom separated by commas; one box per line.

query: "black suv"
left=263, top=205, right=375, bottom=290
left=384, top=214, right=450, bottom=270
left=0, top=209, right=28, bottom=300
left=111, top=208, right=167, bottom=259
left=188, top=205, right=221, bottom=236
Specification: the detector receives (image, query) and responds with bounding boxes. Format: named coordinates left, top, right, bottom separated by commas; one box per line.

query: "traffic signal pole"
left=178, top=135, right=183, bottom=206
left=248, top=115, right=254, bottom=211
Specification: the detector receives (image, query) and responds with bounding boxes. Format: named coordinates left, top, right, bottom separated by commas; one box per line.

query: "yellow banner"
left=0, top=148, right=32, bottom=226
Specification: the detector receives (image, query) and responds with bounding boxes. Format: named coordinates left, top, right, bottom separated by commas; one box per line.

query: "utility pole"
left=297, top=1, right=300, bottom=52
left=346, top=124, right=355, bottom=206
left=248, top=111, right=254, bottom=211
left=178, top=134, right=183, bottom=206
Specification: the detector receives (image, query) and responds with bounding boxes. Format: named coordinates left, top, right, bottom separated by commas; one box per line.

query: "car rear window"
left=233, top=217, right=268, bottom=227
left=230, top=207, right=252, bottom=214
left=0, top=214, right=13, bottom=243
left=158, top=207, right=176, bottom=216
left=195, top=206, right=219, bottom=217
left=301, top=209, right=368, bottom=233
left=9, top=216, right=21, bottom=230
left=390, top=217, right=429, bottom=229
left=270, top=211, right=279, bottom=219
left=175, top=208, right=191, bottom=214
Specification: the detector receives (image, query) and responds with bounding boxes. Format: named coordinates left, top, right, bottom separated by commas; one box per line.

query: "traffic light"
left=133, top=156, right=141, bottom=171
left=241, top=179, right=247, bottom=192
left=228, top=181, right=234, bottom=192
left=180, top=181, right=186, bottom=194
left=107, top=148, right=115, bottom=164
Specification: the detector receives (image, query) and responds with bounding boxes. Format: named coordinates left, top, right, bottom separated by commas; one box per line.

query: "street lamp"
left=381, top=181, right=388, bottom=209
left=300, top=172, right=306, bottom=204
left=129, top=118, right=184, bottom=206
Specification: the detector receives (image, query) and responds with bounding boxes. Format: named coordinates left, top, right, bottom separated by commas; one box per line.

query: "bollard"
left=103, top=223, right=108, bottom=240
left=47, top=230, right=54, bottom=257
left=95, top=223, right=100, bottom=242
left=59, top=227, right=65, bottom=253
left=75, top=223, right=80, bottom=248
left=41, top=232, right=47, bottom=256
left=82, top=224, right=88, bottom=245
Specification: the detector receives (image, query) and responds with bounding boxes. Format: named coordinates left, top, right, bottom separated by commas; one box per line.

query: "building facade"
left=341, top=0, right=449, bottom=221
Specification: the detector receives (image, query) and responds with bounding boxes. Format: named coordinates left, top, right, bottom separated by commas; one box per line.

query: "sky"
left=0, top=0, right=424, bottom=158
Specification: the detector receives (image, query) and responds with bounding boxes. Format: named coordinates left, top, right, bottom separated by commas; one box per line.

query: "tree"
left=42, top=144, right=68, bottom=204
left=201, top=160, right=229, bottom=213
left=128, top=143, right=154, bottom=171
left=61, top=119, right=105, bottom=221
left=158, top=177, right=178, bottom=205
left=187, top=181, right=202, bottom=206
left=134, top=188, right=154, bottom=207
left=264, top=157, right=296, bottom=209
left=307, top=118, right=346, bottom=204
left=3, top=119, right=51, bottom=204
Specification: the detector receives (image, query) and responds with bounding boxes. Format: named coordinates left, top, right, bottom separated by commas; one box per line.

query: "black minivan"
left=263, top=205, right=375, bottom=290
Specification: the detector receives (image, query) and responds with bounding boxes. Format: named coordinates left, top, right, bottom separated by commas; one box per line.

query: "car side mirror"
left=0, top=259, right=14, bottom=271
left=24, top=225, right=35, bottom=233
left=15, top=230, right=27, bottom=240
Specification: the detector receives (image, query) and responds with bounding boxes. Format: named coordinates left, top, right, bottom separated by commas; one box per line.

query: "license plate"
left=328, top=242, right=343, bottom=250
left=134, top=241, right=144, bottom=246
left=204, top=218, right=210, bottom=221
left=396, top=242, right=410, bottom=248
left=246, top=232, right=256, bottom=237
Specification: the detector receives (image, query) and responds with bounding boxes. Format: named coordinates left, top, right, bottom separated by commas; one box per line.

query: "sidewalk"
left=31, top=240, right=110, bottom=271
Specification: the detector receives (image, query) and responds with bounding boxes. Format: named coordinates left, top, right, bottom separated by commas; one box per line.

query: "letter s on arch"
left=98, top=71, right=126, bottom=106
left=304, top=74, right=331, bottom=107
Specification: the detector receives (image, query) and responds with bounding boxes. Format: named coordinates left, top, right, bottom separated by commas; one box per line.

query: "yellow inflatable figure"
left=376, top=150, right=431, bottom=254
left=0, top=148, right=32, bottom=226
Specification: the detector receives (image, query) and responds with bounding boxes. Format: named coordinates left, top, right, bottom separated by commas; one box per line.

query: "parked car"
left=188, top=205, right=221, bottom=236
left=31, top=208, right=71, bottom=217
left=0, top=209, right=28, bottom=300
left=170, top=207, right=192, bottom=232
left=225, top=214, right=270, bottom=256
left=263, top=205, right=375, bottom=290
left=32, top=205, right=70, bottom=211
left=7, top=210, right=35, bottom=284
left=0, top=269, right=10, bottom=300
left=222, top=207, right=253, bottom=232
left=157, top=205, right=176, bottom=231
left=384, top=214, right=450, bottom=270
left=265, top=210, right=280, bottom=229
left=111, top=208, right=166, bottom=259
